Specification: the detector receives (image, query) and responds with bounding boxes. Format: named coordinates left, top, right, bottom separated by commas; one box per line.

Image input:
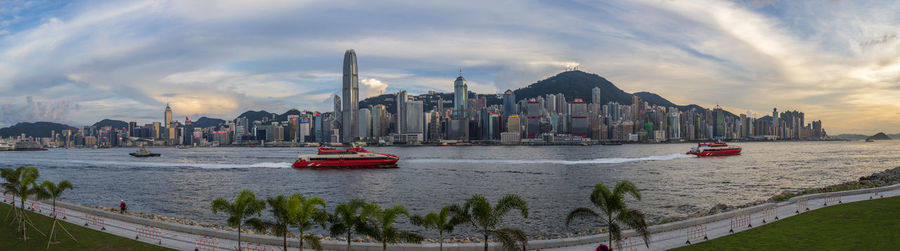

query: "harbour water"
left=2, top=140, right=898, bottom=237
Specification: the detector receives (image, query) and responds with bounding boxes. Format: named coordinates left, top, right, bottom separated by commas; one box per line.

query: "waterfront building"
left=526, top=100, right=542, bottom=139
left=406, top=100, right=424, bottom=139
left=359, top=108, right=371, bottom=139
left=502, top=89, right=517, bottom=116
left=449, top=73, right=470, bottom=140
left=570, top=98, right=589, bottom=138
left=342, top=49, right=359, bottom=142
left=372, top=105, right=387, bottom=138
left=397, top=91, right=408, bottom=134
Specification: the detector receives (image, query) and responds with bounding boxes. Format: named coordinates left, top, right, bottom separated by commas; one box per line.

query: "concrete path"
left=5, top=183, right=898, bottom=251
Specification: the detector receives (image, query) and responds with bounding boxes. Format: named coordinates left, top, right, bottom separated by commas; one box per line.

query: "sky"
left=0, top=0, right=897, bottom=134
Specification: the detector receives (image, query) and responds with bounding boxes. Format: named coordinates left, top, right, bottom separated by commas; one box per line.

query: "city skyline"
left=0, top=1, right=898, bottom=134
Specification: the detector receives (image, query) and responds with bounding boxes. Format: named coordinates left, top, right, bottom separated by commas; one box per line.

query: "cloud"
left=0, top=0, right=897, bottom=133
left=360, top=78, right=388, bottom=98
left=0, top=96, right=72, bottom=127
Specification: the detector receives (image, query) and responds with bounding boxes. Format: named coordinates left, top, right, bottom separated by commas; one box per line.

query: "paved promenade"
left=6, top=183, right=898, bottom=251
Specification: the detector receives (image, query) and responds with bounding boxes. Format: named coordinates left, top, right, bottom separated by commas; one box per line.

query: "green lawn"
left=675, top=196, right=900, bottom=250
left=0, top=201, right=172, bottom=251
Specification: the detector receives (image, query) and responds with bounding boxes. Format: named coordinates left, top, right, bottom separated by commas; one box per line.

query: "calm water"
left=2, top=141, right=899, bottom=237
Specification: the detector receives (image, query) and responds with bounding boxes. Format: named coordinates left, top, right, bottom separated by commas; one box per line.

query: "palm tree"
left=211, top=190, right=266, bottom=251
left=37, top=180, right=76, bottom=246
left=287, top=194, right=328, bottom=251
left=357, top=203, right=423, bottom=251
left=245, top=195, right=291, bottom=251
left=459, top=194, right=529, bottom=251
left=566, top=181, right=650, bottom=250
left=1, top=166, right=41, bottom=240
left=329, top=199, right=367, bottom=251
left=410, top=204, right=464, bottom=251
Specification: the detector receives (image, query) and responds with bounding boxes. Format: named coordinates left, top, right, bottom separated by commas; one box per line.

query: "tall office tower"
left=556, top=93, right=567, bottom=115
left=183, top=117, right=193, bottom=146
left=507, top=115, right=521, bottom=132
left=592, top=87, right=602, bottom=105
left=164, top=103, right=173, bottom=128
left=397, top=91, right=408, bottom=133
left=372, top=105, right=387, bottom=138
left=342, top=49, right=359, bottom=142
left=358, top=108, right=371, bottom=139
left=288, top=115, right=299, bottom=142
left=333, top=94, right=342, bottom=125
left=454, top=73, right=468, bottom=117
left=502, top=89, right=517, bottom=116
left=450, top=72, right=470, bottom=140
left=299, top=119, right=310, bottom=143
left=526, top=100, right=542, bottom=138
left=545, top=94, right=557, bottom=114
left=437, top=97, right=445, bottom=118
left=570, top=98, right=589, bottom=137
left=406, top=100, right=424, bottom=136
left=714, top=106, right=725, bottom=138
left=314, top=114, right=323, bottom=142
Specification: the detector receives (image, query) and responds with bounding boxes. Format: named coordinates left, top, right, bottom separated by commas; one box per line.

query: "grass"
left=770, top=183, right=878, bottom=202
left=0, top=201, right=172, bottom=251
left=675, top=196, right=900, bottom=250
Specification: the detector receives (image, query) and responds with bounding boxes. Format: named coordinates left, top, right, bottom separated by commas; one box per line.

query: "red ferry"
left=687, top=142, right=742, bottom=157
left=292, top=147, right=399, bottom=168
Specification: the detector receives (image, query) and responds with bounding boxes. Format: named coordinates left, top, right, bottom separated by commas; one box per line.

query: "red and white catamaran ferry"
left=687, top=142, right=742, bottom=157
left=292, top=147, right=399, bottom=168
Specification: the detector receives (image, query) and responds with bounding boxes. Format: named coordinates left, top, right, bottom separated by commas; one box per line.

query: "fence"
left=84, top=214, right=106, bottom=230
left=796, top=198, right=809, bottom=213
left=241, top=242, right=275, bottom=251
left=824, top=194, right=842, bottom=205
left=729, top=212, right=751, bottom=233
left=136, top=225, right=163, bottom=245
left=194, top=235, right=220, bottom=251
left=28, top=200, right=41, bottom=212
left=871, top=191, right=882, bottom=199
left=685, top=224, right=707, bottom=244
left=762, top=206, right=778, bottom=223
left=51, top=207, right=67, bottom=219
left=617, top=237, right=637, bottom=251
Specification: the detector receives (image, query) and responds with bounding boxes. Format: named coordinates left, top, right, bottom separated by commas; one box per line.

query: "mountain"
left=834, top=134, right=868, bottom=140
left=236, top=110, right=276, bottom=123
left=0, top=122, right=77, bottom=138
left=869, top=132, right=892, bottom=140
left=92, top=119, right=128, bottom=130
left=192, top=117, right=225, bottom=128
left=514, top=70, right=632, bottom=105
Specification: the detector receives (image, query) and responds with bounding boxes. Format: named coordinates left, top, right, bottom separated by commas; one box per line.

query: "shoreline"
left=70, top=166, right=900, bottom=243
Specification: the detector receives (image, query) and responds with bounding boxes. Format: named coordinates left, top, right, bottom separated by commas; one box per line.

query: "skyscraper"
left=502, top=89, right=517, bottom=116
left=358, top=108, right=371, bottom=139
left=164, top=103, right=173, bottom=128
left=342, top=49, right=359, bottom=142
left=453, top=73, right=468, bottom=118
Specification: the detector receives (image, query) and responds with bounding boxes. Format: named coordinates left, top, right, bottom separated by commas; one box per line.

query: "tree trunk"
left=347, top=232, right=352, bottom=251
left=283, top=230, right=287, bottom=251
left=608, top=214, right=613, bottom=251
left=238, top=224, right=242, bottom=251
left=484, top=231, right=489, bottom=251
left=439, top=231, right=443, bottom=251
left=382, top=241, right=387, bottom=251
left=299, top=229, right=304, bottom=250
left=21, top=197, right=26, bottom=240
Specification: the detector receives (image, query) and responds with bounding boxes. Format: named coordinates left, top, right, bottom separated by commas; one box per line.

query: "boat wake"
left=406, top=153, right=692, bottom=165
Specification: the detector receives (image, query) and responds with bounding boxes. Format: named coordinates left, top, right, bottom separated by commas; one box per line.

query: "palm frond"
left=617, top=208, right=651, bottom=247
left=565, top=207, right=600, bottom=226
left=303, top=234, right=323, bottom=251
left=613, top=180, right=642, bottom=201
left=494, top=194, right=529, bottom=220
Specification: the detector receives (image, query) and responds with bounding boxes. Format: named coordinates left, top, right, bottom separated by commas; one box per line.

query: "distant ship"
left=129, top=147, right=161, bottom=157
left=687, top=142, right=741, bottom=157
left=292, top=147, right=399, bottom=168
left=12, top=141, right=47, bottom=151
left=0, top=142, right=10, bottom=151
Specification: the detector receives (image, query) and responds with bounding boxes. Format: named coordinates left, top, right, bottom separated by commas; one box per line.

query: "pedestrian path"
left=5, top=183, right=898, bottom=251
left=546, top=185, right=899, bottom=251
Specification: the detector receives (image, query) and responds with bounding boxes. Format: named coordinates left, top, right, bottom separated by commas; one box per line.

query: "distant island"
left=867, top=132, right=892, bottom=141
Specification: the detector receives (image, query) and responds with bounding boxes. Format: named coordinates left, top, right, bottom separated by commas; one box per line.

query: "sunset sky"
left=0, top=0, right=898, bottom=134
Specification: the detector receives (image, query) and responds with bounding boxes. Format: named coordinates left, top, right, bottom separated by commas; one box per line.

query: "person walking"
left=120, top=200, right=127, bottom=214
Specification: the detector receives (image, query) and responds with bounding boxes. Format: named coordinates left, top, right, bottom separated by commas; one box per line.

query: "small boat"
left=129, top=147, right=161, bottom=157
left=292, top=147, right=398, bottom=168
left=0, top=142, right=10, bottom=151
left=687, top=142, right=741, bottom=157
left=601, top=142, right=623, bottom=146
